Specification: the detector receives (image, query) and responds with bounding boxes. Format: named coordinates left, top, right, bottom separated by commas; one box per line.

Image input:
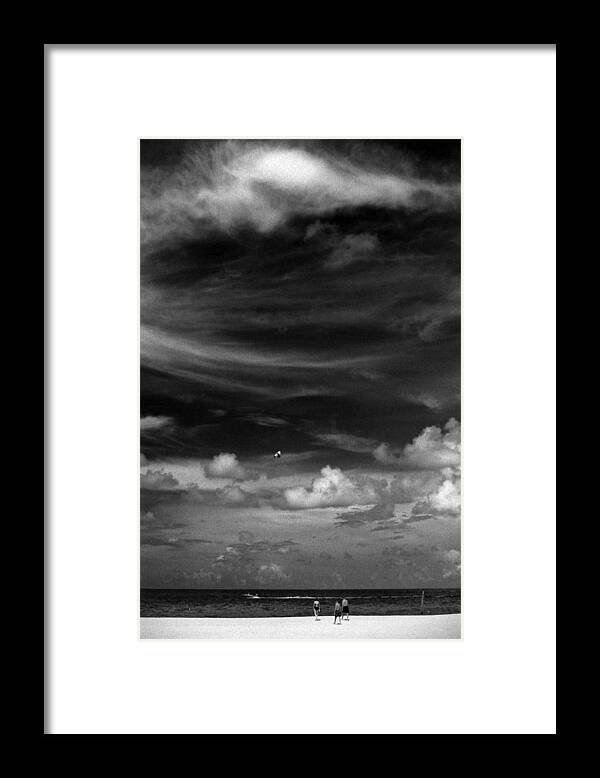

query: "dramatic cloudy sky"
left=140, top=139, right=461, bottom=589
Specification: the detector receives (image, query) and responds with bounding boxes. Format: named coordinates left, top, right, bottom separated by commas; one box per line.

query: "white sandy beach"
left=140, top=614, right=461, bottom=639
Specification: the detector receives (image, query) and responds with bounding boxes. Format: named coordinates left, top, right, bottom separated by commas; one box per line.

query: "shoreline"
left=140, top=613, right=461, bottom=639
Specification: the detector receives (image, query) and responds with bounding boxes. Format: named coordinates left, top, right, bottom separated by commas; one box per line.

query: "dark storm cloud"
left=140, top=511, right=215, bottom=549
left=141, top=535, right=214, bottom=549
left=223, top=539, right=299, bottom=556
left=404, top=513, right=436, bottom=524
left=334, top=503, right=396, bottom=528
left=140, top=476, right=265, bottom=513
left=140, top=470, right=181, bottom=491
left=140, top=510, right=186, bottom=529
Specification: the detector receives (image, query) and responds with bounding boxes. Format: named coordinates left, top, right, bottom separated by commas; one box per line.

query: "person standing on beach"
left=341, top=596, right=350, bottom=621
left=313, top=598, right=321, bottom=620
left=333, top=599, right=342, bottom=624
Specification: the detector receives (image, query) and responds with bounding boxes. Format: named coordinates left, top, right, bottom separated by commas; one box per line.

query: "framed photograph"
left=46, top=44, right=556, bottom=734
left=139, top=137, right=462, bottom=640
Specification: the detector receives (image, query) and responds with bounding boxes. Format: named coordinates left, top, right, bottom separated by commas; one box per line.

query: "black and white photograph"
left=140, top=139, right=461, bottom=639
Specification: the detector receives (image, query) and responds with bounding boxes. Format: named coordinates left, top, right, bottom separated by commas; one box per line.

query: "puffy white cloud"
left=221, top=486, right=247, bottom=504
left=429, top=478, right=461, bottom=515
left=206, top=453, right=246, bottom=480
left=374, top=418, right=461, bottom=470
left=402, top=418, right=461, bottom=469
left=411, top=477, right=461, bottom=520
left=142, top=458, right=243, bottom=491
left=140, top=469, right=180, bottom=491
left=220, top=485, right=260, bottom=507
left=281, top=461, right=451, bottom=512
left=284, top=465, right=382, bottom=509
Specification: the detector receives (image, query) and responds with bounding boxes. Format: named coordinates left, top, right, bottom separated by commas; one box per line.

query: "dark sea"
left=140, top=588, right=461, bottom=618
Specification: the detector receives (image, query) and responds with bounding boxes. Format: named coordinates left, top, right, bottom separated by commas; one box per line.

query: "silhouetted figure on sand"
left=313, top=598, right=321, bottom=620
left=341, top=596, right=350, bottom=621
left=333, top=599, right=342, bottom=624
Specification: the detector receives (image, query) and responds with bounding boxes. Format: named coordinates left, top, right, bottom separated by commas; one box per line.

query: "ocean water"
left=140, top=588, right=461, bottom=618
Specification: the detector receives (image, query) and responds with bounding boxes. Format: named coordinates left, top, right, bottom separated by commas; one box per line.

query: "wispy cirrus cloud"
left=142, top=142, right=459, bottom=243
left=140, top=415, right=173, bottom=431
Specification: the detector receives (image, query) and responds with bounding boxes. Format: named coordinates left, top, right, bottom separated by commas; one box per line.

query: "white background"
left=47, top=45, right=556, bottom=734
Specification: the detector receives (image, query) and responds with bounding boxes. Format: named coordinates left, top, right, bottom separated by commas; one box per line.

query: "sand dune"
left=140, top=614, right=461, bottom=640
